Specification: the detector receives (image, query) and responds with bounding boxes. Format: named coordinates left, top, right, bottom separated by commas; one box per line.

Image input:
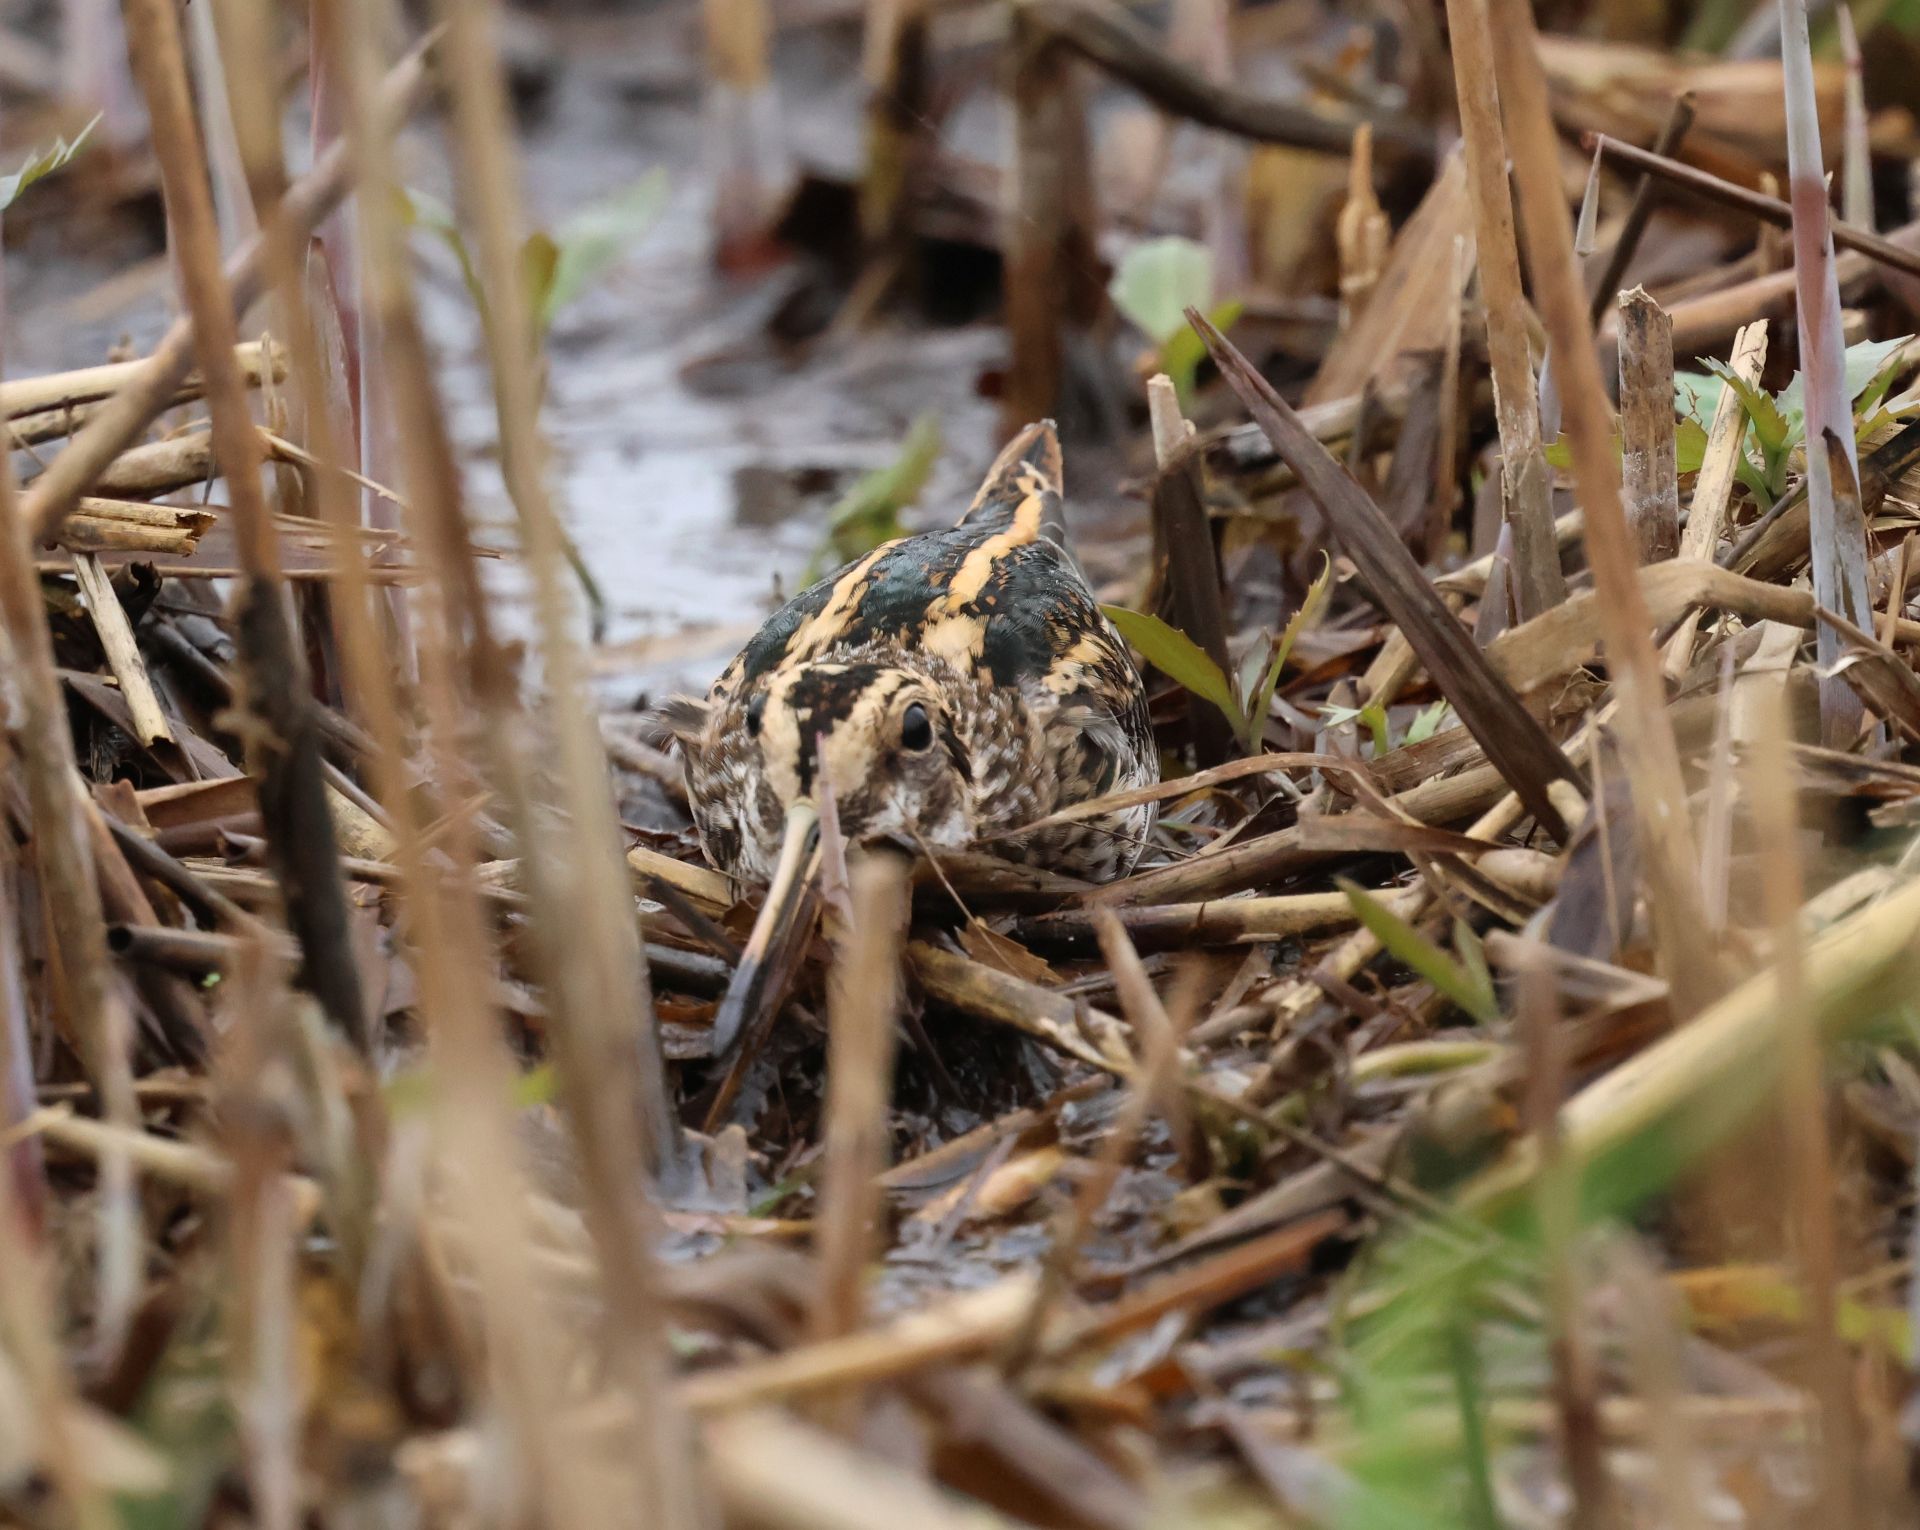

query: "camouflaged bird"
left=664, top=421, right=1159, bottom=888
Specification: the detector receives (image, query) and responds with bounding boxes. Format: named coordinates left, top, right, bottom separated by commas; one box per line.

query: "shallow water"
left=5, top=18, right=1008, bottom=707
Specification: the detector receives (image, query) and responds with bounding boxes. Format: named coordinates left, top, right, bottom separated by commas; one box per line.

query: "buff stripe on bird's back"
left=667, top=420, right=1158, bottom=1057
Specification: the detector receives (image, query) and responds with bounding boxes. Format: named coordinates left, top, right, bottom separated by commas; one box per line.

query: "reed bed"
left=6, top=0, right=1920, bottom=1525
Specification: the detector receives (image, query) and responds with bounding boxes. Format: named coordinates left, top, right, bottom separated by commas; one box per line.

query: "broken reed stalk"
left=1663, top=319, right=1766, bottom=678
left=1585, top=93, right=1695, bottom=331
left=1485, top=0, right=1717, bottom=1019
left=812, top=856, right=908, bottom=1363
left=1147, top=378, right=1235, bottom=764
left=1780, top=0, right=1877, bottom=745
left=1747, top=679, right=1855, bottom=1517
left=1440, top=0, right=1565, bottom=620
left=1003, top=9, right=1100, bottom=434
left=1616, top=288, right=1679, bottom=564
left=296, top=0, right=612, bottom=1506
left=125, top=0, right=370, bottom=1051
left=1586, top=135, right=1920, bottom=284
left=431, top=0, right=701, bottom=1516
left=1335, top=125, right=1388, bottom=326
left=71, top=552, right=177, bottom=751
left=18, top=33, right=436, bottom=547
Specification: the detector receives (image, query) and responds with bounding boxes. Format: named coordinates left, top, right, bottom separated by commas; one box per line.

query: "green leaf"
left=1734, top=452, right=1775, bottom=511
left=1549, top=418, right=1703, bottom=477
left=1706, top=356, right=1795, bottom=454
left=1453, top=918, right=1494, bottom=1016
left=1321, top=701, right=1391, bottom=757
left=1244, top=551, right=1333, bottom=753
left=1675, top=417, right=1710, bottom=475
left=1161, top=297, right=1244, bottom=403
left=402, top=186, right=491, bottom=325
left=515, top=1063, right=556, bottom=1108
left=1852, top=343, right=1914, bottom=424
left=1109, top=236, right=1214, bottom=346
left=1340, top=880, right=1500, bottom=1024
left=1405, top=700, right=1452, bottom=745
left=1674, top=368, right=1726, bottom=428
left=521, top=230, right=561, bottom=329
left=1102, top=604, right=1243, bottom=730
left=1774, top=334, right=1913, bottom=440
left=0, top=114, right=100, bottom=213
left=541, top=170, right=669, bottom=329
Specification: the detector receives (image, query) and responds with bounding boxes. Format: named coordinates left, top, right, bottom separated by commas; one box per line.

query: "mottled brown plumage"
left=665, top=422, right=1158, bottom=885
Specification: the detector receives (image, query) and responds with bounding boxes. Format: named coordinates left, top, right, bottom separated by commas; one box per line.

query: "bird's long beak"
left=709, top=801, right=821, bottom=1058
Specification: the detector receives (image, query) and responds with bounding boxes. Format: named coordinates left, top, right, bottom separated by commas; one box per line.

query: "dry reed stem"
left=18, top=35, right=436, bottom=546
left=0, top=339, right=281, bottom=419
left=1515, top=947, right=1614, bottom=1526
left=1004, top=9, right=1099, bottom=433
left=1000, top=912, right=1181, bottom=1372
left=811, top=855, right=908, bottom=1357
left=210, top=936, right=302, bottom=1530
left=1781, top=0, right=1876, bottom=745
left=1462, top=867, right=1920, bottom=1216
left=1747, top=675, right=1855, bottom=1515
left=1585, top=94, right=1695, bottom=332
left=127, top=0, right=370, bottom=1048
left=1884, top=533, right=1915, bottom=652
left=705, top=1408, right=1025, bottom=1530
left=22, top=1103, right=323, bottom=1223
left=1838, top=4, right=1872, bottom=233
left=0, top=850, right=106, bottom=1529
left=1441, top=0, right=1565, bottom=619
left=1487, top=0, right=1716, bottom=1017
left=1616, top=287, right=1679, bottom=564
left=1664, top=319, right=1767, bottom=678
left=1429, top=234, right=1470, bottom=558
left=685, top=1278, right=1038, bottom=1414
left=908, top=942, right=1129, bottom=1071
left=429, top=1, right=699, bottom=1518
left=288, top=0, right=627, bottom=1517
left=1022, top=0, right=1433, bottom=163
left=1149, top=423, right=1235, bottom=763
left=0, top=302, right=141, bottom=1373
left=1196, top=315, right=1580, bottom=840
left=1011, top=885, right=1421, bottom=952
left=1588, top=135, right=1920, bottom=284
left=1335, top=125, right=1388, bottom=326
left=71, top=552, right=175, bottom=750
left=1608, top=1237, right=1710, bottom=1530
left=1474, top=556, right=1912, bottom=698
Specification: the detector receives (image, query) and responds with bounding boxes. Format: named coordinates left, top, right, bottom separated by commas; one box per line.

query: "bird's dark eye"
left=745, top=694, right=766, bottom=737
left=901, top=702, right=933, bottom=752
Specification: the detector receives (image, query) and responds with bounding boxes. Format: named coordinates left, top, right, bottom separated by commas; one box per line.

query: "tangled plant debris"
left=9, top=0, right=1920, bottom=1525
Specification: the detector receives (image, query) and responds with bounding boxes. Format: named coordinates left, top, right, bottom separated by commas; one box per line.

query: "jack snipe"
left=662, top=422, right=1159, bottom=1050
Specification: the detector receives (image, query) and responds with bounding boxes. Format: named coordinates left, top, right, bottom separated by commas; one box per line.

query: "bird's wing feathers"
left=956, top=419, right=1072, bottom=556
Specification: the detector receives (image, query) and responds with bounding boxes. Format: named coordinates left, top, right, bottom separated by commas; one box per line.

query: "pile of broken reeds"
left=13, top=0, right=1920, bottom=1524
